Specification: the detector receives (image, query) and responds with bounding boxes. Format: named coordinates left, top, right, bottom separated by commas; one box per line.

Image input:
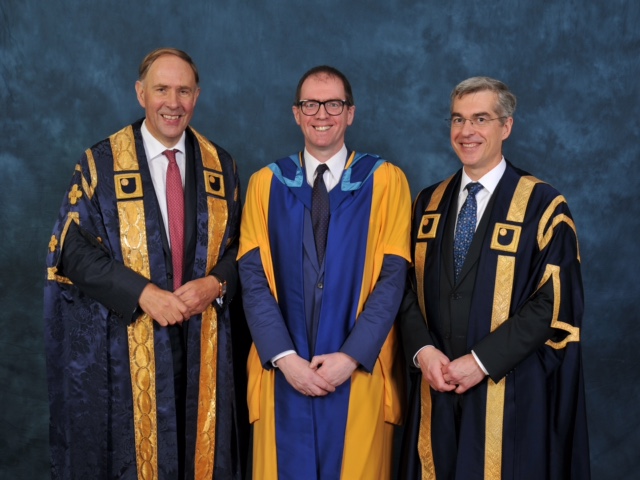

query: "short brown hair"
left=138, top=48, right=199, bottom=85
left=294, top=65, right=354, bottom=106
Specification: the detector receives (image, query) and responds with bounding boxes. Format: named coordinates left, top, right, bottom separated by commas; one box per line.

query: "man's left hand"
left=309, top=352, right=358, bottom=388
left=174, top=276, right=220, bottom=317
left=442, top=354, right=486, bottom=394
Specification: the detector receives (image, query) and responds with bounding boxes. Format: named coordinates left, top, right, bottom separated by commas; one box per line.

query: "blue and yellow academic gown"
left=238, top=152, right=411, bottom=479
left=401, top=162, right=590, bottom=479
left=44, top=121, right=242, bottom=479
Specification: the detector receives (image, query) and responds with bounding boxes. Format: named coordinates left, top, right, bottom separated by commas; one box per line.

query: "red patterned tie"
left=163, top=149, right=184, bottom=290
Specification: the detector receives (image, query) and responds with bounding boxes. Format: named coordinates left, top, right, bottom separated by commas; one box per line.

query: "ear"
left=346, top=105, right=356, bottom=126
left=292, top=105, right=302, bottom=126
left=135, top=80, right=145, bottom=108
left=193, top=87, right=201, bottom=106
left=501, top=116, right=513, bottom=140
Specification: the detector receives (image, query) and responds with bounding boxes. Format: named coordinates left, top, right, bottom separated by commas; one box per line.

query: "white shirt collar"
left=140, top=120, right=186, bottom=159
left=303, top=145, right=348, bottom=189
left=460, top=157, right=506, bottom=195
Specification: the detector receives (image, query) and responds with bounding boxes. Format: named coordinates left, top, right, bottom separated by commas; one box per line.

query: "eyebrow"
left=451, top=111, right=493, bottom=118
left=153, top=83, right=195, bottom=93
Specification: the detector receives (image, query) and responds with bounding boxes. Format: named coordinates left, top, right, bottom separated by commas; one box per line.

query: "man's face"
left=135, top=54, right=200, bottom=148
left=292, top=74, right=355, bottom=161
left=450, top=90, right=513, bottom=180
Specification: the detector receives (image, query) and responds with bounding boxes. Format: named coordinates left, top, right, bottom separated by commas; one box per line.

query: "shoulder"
left=505, top=161, right=564, bottom=203
left=415, top=172, right=458, bottom=207
left=187, top=125, right=238, bottom=170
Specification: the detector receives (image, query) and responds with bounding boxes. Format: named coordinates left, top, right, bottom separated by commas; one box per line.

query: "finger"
left=309, top=356, right=325, bottom=369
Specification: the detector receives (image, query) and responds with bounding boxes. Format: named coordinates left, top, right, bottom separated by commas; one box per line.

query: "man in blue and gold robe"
left=399, top=77, right=590, bottom=479
left=44, top=48, right=247, bottom=479
left=238, top=66, right=411, bottom=479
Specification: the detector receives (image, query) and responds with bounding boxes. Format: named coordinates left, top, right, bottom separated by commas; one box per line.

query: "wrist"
left=211, top=274, right=227, bottom=299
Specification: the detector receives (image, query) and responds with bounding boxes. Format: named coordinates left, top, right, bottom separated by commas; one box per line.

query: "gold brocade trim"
left=68, top=184, right=83, bottom=205
left=127, top=313, right=158, bottom=480
left=190, top=127, right=222, bottom=170
left=119, top=200, right=157, bottom=480
left=415, top=242, right=428, bottom=320
left=47, top=267, right=72, bottom=284
left=537, top=196, right=581, bottom=262
left=81, top=149, right=98, bottom=199
left=490, top=256, right=515, bottom=332
left=426, top=175, right=454, bottom=212
left=194, top=195, right=228, bottom=479
left=47, top=212, right=81, bottom=284
left=538, top=265, right=581, bottom=349
left=110, top=127, right=159, bottom=480
left=110, top=125, right=139, bottom=171
left=118, top=201, right=151, bottom=278
left=485, top=255, right=515, bottom=478
left=115, top=174, right=144, bottom=200
left=506, top=176, right=542, bottom=223
left=485, top=378, right=506, bottom=478
left=418, top=377, right=435, bottom=479
left=416, top=214, right=440, bottom=240
left=204, top=171, right=225, bottom=198
left=490, top=223, right=522, bottom=253
left=195, top=305, right=218, bottom=479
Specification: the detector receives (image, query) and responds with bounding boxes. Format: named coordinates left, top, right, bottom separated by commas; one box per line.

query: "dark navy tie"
left=453, top=182, right=483, bottom=282
left=311, top=164, right=330, bottom=263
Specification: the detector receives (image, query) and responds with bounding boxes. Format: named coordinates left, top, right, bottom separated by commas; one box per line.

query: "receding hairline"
left=138, top=48, right=200, bottom=85
left=294, top=65, right=354, bottom=106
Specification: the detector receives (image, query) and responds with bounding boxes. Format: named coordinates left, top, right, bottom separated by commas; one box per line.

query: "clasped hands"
left=416, top=347, right=486, bottom=394
left=138, top=276, right=221, bottom=327
left=276, top=352, right=358, bottom=398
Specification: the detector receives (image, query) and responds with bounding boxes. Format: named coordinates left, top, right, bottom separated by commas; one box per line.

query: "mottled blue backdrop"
left=2, top=1, right=638, bottom=478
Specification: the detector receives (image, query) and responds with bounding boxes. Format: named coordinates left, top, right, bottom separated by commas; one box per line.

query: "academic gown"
left=238, top=151, right=411, bottom=479
left=44, top=120, right=246, bottom=480
left=399, top=161, right=590, bottom=479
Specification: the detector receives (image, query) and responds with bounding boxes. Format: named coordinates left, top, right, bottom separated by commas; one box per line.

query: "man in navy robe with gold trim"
left=44, top=48, right=247, bottom=479
left=399, top=77, right=590, bottom=479
left=238, top=66, right=411, bottom=479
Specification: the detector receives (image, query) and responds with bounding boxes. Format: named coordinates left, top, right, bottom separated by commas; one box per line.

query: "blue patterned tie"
left=453, top=182, right=483, bottom=282
left=312, top=164, right=330, bottom=263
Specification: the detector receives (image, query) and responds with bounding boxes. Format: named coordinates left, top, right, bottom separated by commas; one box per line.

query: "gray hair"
left=450, top=76, right=517, bottom=120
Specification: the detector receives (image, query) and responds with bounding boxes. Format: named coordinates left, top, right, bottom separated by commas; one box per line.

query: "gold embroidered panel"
left=110, top=126, right=159, bottom=480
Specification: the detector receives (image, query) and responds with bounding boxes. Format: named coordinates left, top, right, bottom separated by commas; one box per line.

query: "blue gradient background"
left=1, top=1, right=638, bottom=478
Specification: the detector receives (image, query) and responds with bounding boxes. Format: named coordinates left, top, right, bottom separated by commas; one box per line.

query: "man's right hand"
left=138, top=283, right=190, bottom=326
left=276, top=354, right=336, bottom=397
left=416, top=346, right=457, bottom=393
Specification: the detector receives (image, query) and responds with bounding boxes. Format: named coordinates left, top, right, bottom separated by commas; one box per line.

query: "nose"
left=315, top=103, right=329, bottom=118
left=166, top=89, right=179, bottom=108
left=460, top=118, right=476, bottom=134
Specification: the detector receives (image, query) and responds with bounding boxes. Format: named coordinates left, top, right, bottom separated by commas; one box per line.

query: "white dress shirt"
left=140, top=121, right=186, bottom=248
left=303, top=144, right=348, bottom=192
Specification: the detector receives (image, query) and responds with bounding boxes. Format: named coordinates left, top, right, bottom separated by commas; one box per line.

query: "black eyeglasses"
left=297, top=99, right=350, bottom=116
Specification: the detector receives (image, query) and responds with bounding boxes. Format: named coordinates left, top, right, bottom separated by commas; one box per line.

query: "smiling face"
left=450, top=90, right=513, bottom=180
left=135, top=54, right=200, bottom=148
left=292, top=73, right=355, bottom=162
